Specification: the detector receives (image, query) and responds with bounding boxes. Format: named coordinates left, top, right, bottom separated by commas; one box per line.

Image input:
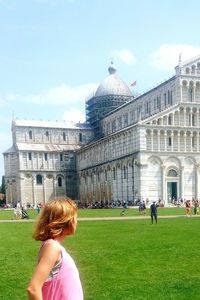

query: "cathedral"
left=3, top=55, right=200, bottom=207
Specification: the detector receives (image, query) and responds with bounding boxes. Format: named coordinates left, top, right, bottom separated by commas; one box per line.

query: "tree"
left=0, top=176, right=5, bottom=194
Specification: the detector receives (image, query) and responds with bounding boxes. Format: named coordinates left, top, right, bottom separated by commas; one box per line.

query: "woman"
left=185, top=200, right=191, bottom=217
left=27, top=197, right=83, bottom=300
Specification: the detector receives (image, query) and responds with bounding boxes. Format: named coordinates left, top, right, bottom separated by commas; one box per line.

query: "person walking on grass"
left=27, top=197, right=83, bottom=300
left=185, top=200, right=191, bottom=217
left=150, top=201, right=158, bottom=224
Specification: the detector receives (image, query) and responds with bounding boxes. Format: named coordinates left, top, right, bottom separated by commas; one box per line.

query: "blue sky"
left=1, top=0, right=200, bottom=179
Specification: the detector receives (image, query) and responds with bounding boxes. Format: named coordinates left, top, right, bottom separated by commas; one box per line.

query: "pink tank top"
left=42, top=240, right=83, bottom=300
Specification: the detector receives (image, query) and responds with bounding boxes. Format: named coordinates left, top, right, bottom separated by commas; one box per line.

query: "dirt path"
left=0, top=214, right=199, bottom=222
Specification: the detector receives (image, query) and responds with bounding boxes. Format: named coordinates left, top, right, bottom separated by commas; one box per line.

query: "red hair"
left=33, top=197, right=77, bottom=241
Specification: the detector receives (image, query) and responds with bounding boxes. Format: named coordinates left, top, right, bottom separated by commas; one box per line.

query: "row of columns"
left=148, top=129, right=200, bottom=152
left=80, top=163, right=135, bottom=203
left=6, top=175, right=66, bottom=206
left=180, top=82, right=198, bottom=102
left=80, top=160, right=200, bottom=204
left=151, top=108, right=200, bottom=127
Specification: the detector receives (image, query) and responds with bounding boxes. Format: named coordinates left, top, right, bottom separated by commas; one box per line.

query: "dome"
left=94, top=63, right=132, bottom=97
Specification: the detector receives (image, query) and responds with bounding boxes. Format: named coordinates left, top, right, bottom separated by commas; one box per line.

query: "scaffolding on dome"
left=86, top=94, right=133, bottom=139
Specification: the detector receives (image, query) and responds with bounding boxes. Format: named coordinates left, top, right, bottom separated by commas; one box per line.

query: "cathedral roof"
left=12, top=119, right=91, bottom=130
left=16, top=143, right=81, bottom=152
left=3, top=145, right=16, bottom=154
left=94, top=62, right=132, bottom=97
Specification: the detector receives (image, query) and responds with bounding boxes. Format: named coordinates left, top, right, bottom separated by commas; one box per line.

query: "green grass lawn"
left=77, top=207, right=188, bottom=218
left=0, top=206, right=189, bottom=220
left=0, top=216, right=200, bottom=300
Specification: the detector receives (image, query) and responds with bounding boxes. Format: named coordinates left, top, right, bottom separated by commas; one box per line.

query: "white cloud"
left=110, top=49, right=136, bottom=65
left=62, top=109, right=85, bottom=123
left=5, top=82, right=98, bottom=106
left=0, top=96, right=8, bottom=108
left=34, top=0, right=75, bottom=4
left=149, top=44, right=200, bottom=71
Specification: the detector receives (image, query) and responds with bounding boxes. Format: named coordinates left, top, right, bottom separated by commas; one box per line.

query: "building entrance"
left=167, top=182, right=177, bottom=203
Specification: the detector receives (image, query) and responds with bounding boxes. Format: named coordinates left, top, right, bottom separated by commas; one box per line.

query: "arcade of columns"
left=79, top=103, right=200, bottom=204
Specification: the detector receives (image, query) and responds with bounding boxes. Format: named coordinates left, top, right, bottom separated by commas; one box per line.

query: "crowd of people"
left=185, top=198, right=199, bottom=217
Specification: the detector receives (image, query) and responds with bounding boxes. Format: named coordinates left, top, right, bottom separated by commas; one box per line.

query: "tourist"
left=142, top=201, right=146, bottom=214
left=139, top=201, right=143, bottom=215
left=13, top=205, right=22, bottom=220
left=150, top=201, right=158, bottom=224
left=185, top=200, right=191, bottom=217
left=27, top=197, right=83, bottom=300
left=36, top=203, right=41, bottom=214
left=194, top=199, right=199, bottom=215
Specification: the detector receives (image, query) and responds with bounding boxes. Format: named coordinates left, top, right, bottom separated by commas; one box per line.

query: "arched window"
left=113, top=168, right=116, bottom=180
left=36, top=174, right=43, bottom=185
left=29, top=130, right=32, bottom=139
left=192, top=136, right=195, bottom=148
left=192, top=114, right=195, bottom=126
left=191, top=65, right=196, bottom=74
left=167, top=169, right=178, bottom=177
left=105, top=170, right=107, bottom=181
left=58, top=177, right=62, bottom=187
left=189, top=88, right=193, bottom=102
left=63, top=132, right=66, bottom=141
left=123, top=166, right=126, bottom=179
left=186, top=67, right=190, bottom=74
left=168, top=115, right=172, bottom=125
left=197, top=63, right=200, bottom=73
left=79, top=133, right=82, bottom=142
left=45, top=131, right=49, bottom=140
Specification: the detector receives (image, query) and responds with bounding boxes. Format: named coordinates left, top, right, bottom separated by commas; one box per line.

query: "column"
left=54, top=177, right=57, bottom=198
left=196, top=165, right=199, bottom=199
left=151, top=130, right=153, bottom=151
left=158, top=131, right=160, bottom=152
left=177, top=110, right=180, bottom=126
left=177, top=131, right=180, bottom=152
left=43, top=176, right=46, bottom=203
left=161, top=165, right=166, bottom=205
left=180, top=166, right=184, bottom=200
left=193, top=84, right=196, bottom=102
left=171, top=131, right=174, bottom=152
left=32, top=176, right=35, bottom=207
left=164, top=131, right=167, bottom=152
left=180, top=82, right=182, bottom=102
left=183, top=108, right=186, bottom=127
left=184, top=131, right=187, bottom=152
left=197, top=109, right=199, bottom=127
left=190, top=132, right=193, bottom=152
left=190, top=109, right=193, bottom=127
left=172, top=112, right=175, bottom=125
left=197, top=132, right=200, bottom=152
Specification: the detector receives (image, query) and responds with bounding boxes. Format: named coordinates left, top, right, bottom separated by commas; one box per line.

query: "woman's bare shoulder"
left=39, top=239, right=61, bottom=262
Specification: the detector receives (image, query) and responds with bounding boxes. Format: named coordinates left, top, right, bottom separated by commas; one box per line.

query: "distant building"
left=3, top=120, right=93, bottom=207
left=3, top=56, right=200, bottom=206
